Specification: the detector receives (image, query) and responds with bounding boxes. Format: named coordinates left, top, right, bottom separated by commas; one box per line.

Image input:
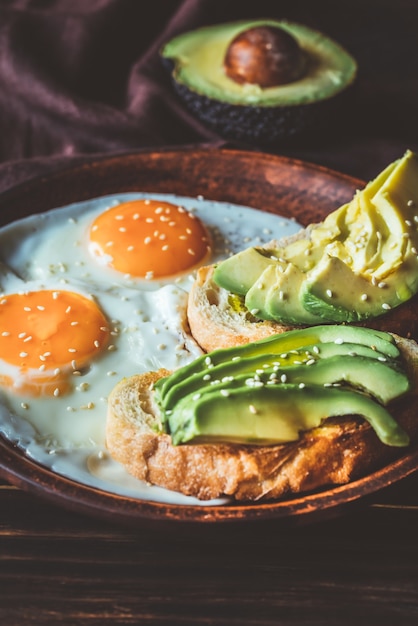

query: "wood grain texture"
left=1, top=477, right=418, bottom=626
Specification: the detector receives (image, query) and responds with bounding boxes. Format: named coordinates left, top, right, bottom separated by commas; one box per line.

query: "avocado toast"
left=106, top=326, right=418, bottom=501
left=188, top=151, right=418, bottom=352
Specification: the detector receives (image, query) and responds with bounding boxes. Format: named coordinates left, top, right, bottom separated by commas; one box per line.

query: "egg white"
left=0, top=192, right=301, bottom=504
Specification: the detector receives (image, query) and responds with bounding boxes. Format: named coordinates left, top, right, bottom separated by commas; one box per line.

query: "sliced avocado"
left=161, top=347, right=406, bottom=412
left=302, top=253, right=418, bottom=323
left=161, top=20, right=357, bottom=143
left=213, top=151, right=418, bottom=325
left=245, top=262, right=324, bottom=324
left=157, top=324, right=410, bottom=448
left=213, top=247, right=279, bottom=296
left=301, top=151, right=418, bottom=322
left=167, top=384, right=409, bottom=447
left=155, top=325, right=400, bottom=404
left=236, top=355, right=409, bottom=405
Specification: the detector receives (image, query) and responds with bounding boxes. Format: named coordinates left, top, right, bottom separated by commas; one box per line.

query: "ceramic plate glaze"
left=0, top=146, right=417, bottom=526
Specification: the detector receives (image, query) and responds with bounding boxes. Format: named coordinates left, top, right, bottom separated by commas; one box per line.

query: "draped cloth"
left=0, top=0, right=417, bottom=192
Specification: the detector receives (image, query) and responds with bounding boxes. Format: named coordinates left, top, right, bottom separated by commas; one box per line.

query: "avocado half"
left=160, top=19, right=357, bottom=144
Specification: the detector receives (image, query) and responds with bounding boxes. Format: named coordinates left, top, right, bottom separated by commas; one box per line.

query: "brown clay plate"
left=0, top=146, right=417, bottom=526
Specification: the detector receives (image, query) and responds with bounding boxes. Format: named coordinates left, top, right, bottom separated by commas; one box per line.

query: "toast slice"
left=106, top=335, right=418, bottom=502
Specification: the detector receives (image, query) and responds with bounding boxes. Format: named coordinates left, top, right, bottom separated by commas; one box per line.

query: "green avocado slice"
left=167, top=384, right=409, bottom=447
left=245, top=262, right=324, bottom=324
left=162, top=354, right=410, bottom=411
left=213, top=247, right=279, bottom=296
left=160, top=342, right=398, bottom=411
left=155, top=325, right=400, bottom=403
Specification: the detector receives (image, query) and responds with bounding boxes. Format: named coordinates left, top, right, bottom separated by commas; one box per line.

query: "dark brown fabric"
left=0, top=0, right=417, bottom=192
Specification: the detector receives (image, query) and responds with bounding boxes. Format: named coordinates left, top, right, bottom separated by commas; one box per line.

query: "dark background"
left=0, top=0, right=417, bottom=190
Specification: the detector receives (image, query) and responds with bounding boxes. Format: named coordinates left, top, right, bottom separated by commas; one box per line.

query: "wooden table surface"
left=1, top=470, right=418, bottom=625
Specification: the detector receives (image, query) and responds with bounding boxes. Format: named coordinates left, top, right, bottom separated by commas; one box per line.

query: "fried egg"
left=0, top=192, right=301, bottom=504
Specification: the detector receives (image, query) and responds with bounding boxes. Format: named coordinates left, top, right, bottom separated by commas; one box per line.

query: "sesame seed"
left=68, top=348, right=77, bottom=353
left=280, top=374, right=287, bottom=383
left=382, top=303, right=391, bottom=310
left=220, top=389, right=230, bottom=397
left=249, top=404, right=258, bottom=414
left=299, top=383, right=306, bottom=389
left=326, top=289, right=333, bottom=298
left=334, top=338, right=344, bottom=344
left=19, top=352, right=28, bottom=357
left=20, top=402, right=29, bottom=410
left=360, top=293, right=368, bottom=301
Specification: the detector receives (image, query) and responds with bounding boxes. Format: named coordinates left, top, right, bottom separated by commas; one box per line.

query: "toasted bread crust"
left=106, top=336, right=418, bottom=502
left=187, top=265, right=293, bottom=352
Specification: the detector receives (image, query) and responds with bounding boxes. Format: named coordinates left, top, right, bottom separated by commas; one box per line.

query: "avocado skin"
left=166, top=71, right=344, bottom=143
left=161, top=19, right=357, bottom=144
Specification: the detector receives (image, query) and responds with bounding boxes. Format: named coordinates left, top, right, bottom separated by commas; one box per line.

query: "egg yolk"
left=88, top=199, right=211, bottom=279
left=0, top=290, right=110, bottom=397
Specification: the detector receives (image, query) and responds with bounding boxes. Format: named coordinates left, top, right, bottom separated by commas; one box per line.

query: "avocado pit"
left=224, top=25, right=307, bottom=88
